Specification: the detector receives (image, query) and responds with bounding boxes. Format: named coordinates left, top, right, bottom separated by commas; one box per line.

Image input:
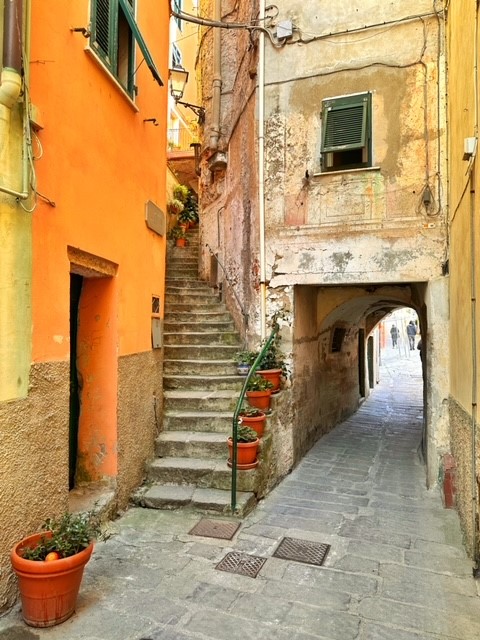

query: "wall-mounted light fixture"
left=143, top=118, right=159, bottom=126
left=169, top=66, right=205, bottom=125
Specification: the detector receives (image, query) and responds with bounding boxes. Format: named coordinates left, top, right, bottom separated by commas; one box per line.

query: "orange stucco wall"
left=30, top=1, right=169, bottom=362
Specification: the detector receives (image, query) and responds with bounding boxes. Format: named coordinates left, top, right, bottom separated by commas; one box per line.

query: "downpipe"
left=258, top=0, right=267, bottom=340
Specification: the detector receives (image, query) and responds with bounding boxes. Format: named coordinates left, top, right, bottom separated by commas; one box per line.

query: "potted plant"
left=178, top=189, right=199, bottom=229
left=233, top=350, right=257, bottom=376
left=238, top=407, right=266, bottom=437
left=245, top=375, right=274, bottom=411
left=166, top=197, right=185, bottom=217
left=257, top=337, right=286, bottom=393
left=10, top=511, right=108, bottom=628
left=227, top=425, right=259, bottom=470
left=167, top=225, right=187, bottom=247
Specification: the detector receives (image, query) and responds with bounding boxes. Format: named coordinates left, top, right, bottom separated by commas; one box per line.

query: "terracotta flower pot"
left=176, top=237, right=186, bottom=247
left=238, top=411, right=266, bottom=437
left=227, top=437, right=259, bottom=469
left=10, top=533, right=94, bottom=628
left=246, top=389, right=272, bottom=411
left=258, top=368, right=282, bottom=393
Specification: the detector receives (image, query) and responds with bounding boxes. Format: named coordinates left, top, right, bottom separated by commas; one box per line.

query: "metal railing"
left=205, top=244, right=249, bottom=334
left=230, top=327, right=278, bottom=513
left=167, top=127, right=197, bottom=152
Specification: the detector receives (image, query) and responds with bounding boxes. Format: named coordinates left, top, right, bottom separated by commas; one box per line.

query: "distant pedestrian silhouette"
left=390, top=325, right=398, bottom=347
left=407, top=320, right=417, bottom=350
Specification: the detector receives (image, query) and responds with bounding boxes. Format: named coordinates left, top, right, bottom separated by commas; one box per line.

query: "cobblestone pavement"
left=1, top=347, right=479, bottom=639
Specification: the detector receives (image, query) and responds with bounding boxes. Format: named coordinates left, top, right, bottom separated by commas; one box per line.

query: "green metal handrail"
left=230, top=327, right=278, bottom=513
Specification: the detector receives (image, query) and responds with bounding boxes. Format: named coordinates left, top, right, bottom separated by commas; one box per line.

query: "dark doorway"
left=358, top=329, right=366, bottom=398
left=367, top=336, right=374, bottom=388
left=69, top=273, right=83, bottom=489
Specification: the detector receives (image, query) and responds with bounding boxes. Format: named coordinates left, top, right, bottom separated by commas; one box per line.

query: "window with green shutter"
left=90, top=0, right=163, bottom=94
left=321, top=93, right=372, bottom=172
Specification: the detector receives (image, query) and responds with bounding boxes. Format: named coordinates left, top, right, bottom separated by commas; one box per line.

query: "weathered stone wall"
left=0, top=362, right=69, bottom=612
left=116, top=351, right=163, bottom=507
left=449, top=397, right=479, bottom=557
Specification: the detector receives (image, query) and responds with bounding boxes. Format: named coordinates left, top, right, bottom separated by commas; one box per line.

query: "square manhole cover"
left=273, top=537, right=330, bottom=566
left=189, top=518, right=241, bottom=540
left=216, top=551, right=266, bottom=578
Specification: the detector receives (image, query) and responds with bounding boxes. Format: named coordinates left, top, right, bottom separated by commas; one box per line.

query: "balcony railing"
left=167, top=127, right=197, bottom=152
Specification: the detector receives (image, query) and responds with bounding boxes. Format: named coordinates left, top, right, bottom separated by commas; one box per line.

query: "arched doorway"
left=291, top=281, right=448, bottom=487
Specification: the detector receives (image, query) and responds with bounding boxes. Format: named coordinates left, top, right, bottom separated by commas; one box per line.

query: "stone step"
left=147, top=457, right=257, bottom=492
left=164, top=345, right=239, bottom=360
left=163, top=411, right=233, bottom=433
left=166, top=281, right=213, bottom=291
left=163, top=331, right=240, bottom=346
left=164, top=359, right=237, bottom=376
left=155, top=431, right=227, bottom=458
left=164, top=321, right=235, bottom=333
left=164, top=374, right=244, bottom=391
left=165, top=302, right=228, bottom=313
left=167, top=311, right=233, bottom=323
left=165, top=293, right=221, bottom=305
left=164, top=390, right=239, bottom=412
left=135, top=485, right=256, bottom=516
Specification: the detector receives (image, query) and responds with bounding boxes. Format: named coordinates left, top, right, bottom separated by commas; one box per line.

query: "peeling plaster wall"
left=198, top=0, right=448, bottom=500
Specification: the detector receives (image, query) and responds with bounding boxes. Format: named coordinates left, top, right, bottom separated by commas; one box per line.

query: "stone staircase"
left=136, top=227, right=258, bottom=516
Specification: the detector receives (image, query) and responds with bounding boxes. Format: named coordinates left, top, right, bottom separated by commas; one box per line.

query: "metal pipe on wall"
left=470, top=0, right=479, bottom=572
left=209, top=0, right=222, bottom=151
left=258, top=0, right=266, bottom=340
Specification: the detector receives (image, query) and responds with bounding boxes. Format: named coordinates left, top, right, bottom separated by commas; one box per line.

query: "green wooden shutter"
left=118, top=0, right=163, bottom=85
left=92, top=0, right=111, bottom=61
left=322, top=94, right=370, bottom=152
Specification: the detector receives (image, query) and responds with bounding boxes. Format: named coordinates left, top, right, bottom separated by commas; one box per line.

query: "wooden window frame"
left=321, top=92, right=372, bottom=172
left=91, top=0, right=135, bottom=95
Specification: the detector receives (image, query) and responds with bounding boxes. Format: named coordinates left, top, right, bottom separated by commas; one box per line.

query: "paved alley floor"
left=1, top=346, right=479, bottom=640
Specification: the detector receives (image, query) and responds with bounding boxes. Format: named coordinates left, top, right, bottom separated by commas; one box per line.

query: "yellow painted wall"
left=447, top=0, right=480, bottom=556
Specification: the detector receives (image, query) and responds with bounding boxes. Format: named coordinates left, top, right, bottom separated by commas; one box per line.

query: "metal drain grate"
left=189, top=518, right=241, bottom=540
left=273, top=537, right=330, bottom=566
left=216, top=551, right=266, bottom=578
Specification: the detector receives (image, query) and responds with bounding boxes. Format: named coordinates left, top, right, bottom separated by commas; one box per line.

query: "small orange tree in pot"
left=10, top=511, right=109, bottom=628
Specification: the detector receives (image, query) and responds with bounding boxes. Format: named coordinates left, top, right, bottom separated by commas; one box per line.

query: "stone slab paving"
left=1, top=347, right=480, bottom=639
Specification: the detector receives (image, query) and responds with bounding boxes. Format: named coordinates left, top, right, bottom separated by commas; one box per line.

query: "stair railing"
left=205, top=244, right=249, bottom=335
left=230, top=326, right=278, bottom=513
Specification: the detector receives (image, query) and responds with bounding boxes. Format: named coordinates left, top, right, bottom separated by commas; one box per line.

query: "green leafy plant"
left=173, top=184, right=189, bottom=203
left=257, top=337, right=285, bottom=371
left=20, top=511, right=109, bottom=561
left=166, top=198, right=185, bottom=216
left=246, top=375, right=274, bottom=392
left=236, top=425, right=259, bottom=443
left=234, top=350, right=257, bottom=366
left=178, top=189, right=199, bottom=225
left=167, top=225, right=186, bottom=241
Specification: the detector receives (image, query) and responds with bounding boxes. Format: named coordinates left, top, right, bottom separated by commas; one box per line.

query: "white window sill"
left=84, top=46, right=139, bottom=113
left=312, top=166, right=381, bottom=178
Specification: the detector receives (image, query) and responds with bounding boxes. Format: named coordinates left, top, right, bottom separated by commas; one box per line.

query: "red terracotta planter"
left=176, top=237, right=186, bottom=247
left=258, top=368, right=282, bottom=393
left=238, top=411, right=266, bottom=437
left=246, top=389, right=272, bottom=411
left=11, top=533, right=94, bottom=628
left=227, top=437, right=259, bottom=469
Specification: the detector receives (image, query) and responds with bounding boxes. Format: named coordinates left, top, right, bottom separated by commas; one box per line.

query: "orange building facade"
left=0, top=0, right=169, bottom=610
